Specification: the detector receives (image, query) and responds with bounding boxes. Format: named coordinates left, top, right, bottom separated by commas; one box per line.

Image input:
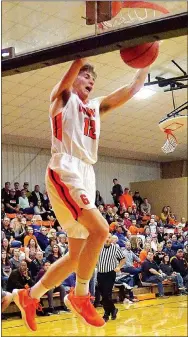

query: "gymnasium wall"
left=130, top=177, right=187, bottom=220
left=160, top=160, right=188, bottom=178
left=2, top=144, right=160, bottom=203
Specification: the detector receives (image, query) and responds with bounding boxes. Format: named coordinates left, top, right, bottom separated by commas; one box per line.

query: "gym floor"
left=2, top=296, right=187, bottom=336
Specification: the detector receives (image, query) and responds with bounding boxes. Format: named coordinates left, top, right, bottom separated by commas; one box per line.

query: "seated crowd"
left=1, top=180, right=188, bottom=317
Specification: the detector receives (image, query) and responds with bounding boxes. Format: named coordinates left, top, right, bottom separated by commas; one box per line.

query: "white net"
left=161, top=135, right=178, bottom=154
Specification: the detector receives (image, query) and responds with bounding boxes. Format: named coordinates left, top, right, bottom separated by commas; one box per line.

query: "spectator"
left=171, top=234, right=184, bottom=252
left=1, top=251, right=12, bottom=290
left=1, top=238, right=11, bottom=258
left=141, top=251, right=168, bottom=298
left=24, top=226, right=38, bottom=247
left=4, top=189, right=19, bottom=214
left=121, top=242, right=141, bottom=285
left=143, top=226, right=151, bottom=238
left=163, top=240, right=176, bottom=258
left=44, top=202, right=56, bottom=220
left=170, top=249, right=188, bottom=289
left=25, top=238, right=41, bottom=263
left=29, top=251, right=45, bottom=280
left=160, top=206, right=170, bottom=224
left=95, top=190, right=105, bottom=208
left=7, top=260, right=34, bottom=292
left=119, top=188, right=134, bottom=209
left=36, top=261, right=69, bottom=313
left=10, top=213, right=26, bottom=243
left=1, top=182, right=10, bottom=202
left=23, top=182, right=31, bottom=198
left=127, top=206, right=136, bottom=221
left=9, top=248, right=21, bottom=270
left=153, top=244, right=165, bottom=265
left=148, top=218, right=157, bottom=235
left=139, top=243, right=151, bottom=263
left=114, top=224, right=127, bottom=248
left=177, top=217, right=186, bottom=229
left=133, top=191, right=143, bottom=211
left=123, top=212, right=132, bottom=230
left=30, top=185, right=44, bottom=206
left=14, top=182, right=21, bottom=198
left=47, top=228, right=57, bottom=240
left=1, top=217, right=15, bottom=241
left=129, top=220, right=139, bottom=235
left=47, top=244, right=62, bottom=263
left=106, top=207, right=115, bottom=225
left=18, top=190, right=33, bottom=214
left=131, top=236, right=144, bottom=256
left=43, top=191, right=49, bottom=210
left=45, top=238, right=57, bottom=258
left=160, top=255, right=187, bottom=294
left=35, top=227, right=49, bottom=252
left=34, top=200, right=50, bottom=221
left=98, top=205, right=106, bottom=219
left=151, top=234, right=158, bottom=252
left=57, top=234, right=68, bottom=256
left=111, top=178, right=123, bottom=208
left=140, top=198, right=151, bottom=215
left=157, top=226, right=165, bottom=244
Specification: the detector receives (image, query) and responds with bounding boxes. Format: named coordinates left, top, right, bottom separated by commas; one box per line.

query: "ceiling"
left=2, top=1, right=188, bottom=162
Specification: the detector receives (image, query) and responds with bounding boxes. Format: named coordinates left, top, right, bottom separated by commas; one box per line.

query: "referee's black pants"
left=97, top=270, right=116, bottom=316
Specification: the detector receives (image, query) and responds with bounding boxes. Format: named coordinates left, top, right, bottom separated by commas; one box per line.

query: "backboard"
left=2, top=0, right=188, bottom=75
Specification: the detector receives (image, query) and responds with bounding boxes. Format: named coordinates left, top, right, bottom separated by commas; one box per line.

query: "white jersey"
left=49, top=93, right=101, bottom=168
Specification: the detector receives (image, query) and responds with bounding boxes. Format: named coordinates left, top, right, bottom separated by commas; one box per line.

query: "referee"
left=97, top=233, right=125, bottom=322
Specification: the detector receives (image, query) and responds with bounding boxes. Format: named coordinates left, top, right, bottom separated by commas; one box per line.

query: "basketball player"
left=13, top=58, right=149, bottom=330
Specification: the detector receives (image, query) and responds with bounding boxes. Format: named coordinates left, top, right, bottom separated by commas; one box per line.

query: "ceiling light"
left=1, top=47, right=15, bottom=59
left=134, top=87, right=156, bottom=100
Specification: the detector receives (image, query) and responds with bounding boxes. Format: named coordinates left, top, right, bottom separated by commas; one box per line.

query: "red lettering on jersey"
left=52, top=112, right=62, bottom=141
left=79, top=104, right=95, bottom=117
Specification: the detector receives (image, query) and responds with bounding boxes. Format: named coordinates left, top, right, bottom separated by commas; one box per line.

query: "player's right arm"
left=50, top=59, right=87, bottom=103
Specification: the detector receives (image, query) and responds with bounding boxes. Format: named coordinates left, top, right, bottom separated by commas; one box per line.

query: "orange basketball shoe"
left=13, top=288, right=42, bottom=331
left=64, top=288, right=105, bottom=327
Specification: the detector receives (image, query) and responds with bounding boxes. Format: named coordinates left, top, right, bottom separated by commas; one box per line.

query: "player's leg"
left=64, top=210, right=109, bottom=327
left=2, top=291, right=13, bottom=312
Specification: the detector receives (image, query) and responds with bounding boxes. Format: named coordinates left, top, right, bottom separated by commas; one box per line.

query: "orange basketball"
left=120, top=41, right=159, bottom=68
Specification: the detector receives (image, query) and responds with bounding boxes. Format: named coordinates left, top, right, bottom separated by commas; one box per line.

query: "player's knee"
left=89, top=219, right=109, bottom=239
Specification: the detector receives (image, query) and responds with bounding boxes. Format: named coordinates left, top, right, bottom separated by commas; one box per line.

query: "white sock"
left=75, top=276, right=90, bottom=297
left=30, top=281, right=49, bottom=300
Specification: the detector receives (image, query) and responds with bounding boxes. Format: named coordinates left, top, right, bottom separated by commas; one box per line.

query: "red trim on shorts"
left=48, top=168, right=82, bottom=220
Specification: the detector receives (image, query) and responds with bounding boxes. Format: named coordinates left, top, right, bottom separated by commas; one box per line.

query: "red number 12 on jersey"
left=84, top=118, right=96, bottom=139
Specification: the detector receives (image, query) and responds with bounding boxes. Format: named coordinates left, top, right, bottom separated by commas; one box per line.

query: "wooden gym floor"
left=2, top=296, right=187, bottom=336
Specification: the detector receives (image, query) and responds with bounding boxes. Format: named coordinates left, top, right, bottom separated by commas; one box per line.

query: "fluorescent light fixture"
left=134, top=87, right=156, bottom=100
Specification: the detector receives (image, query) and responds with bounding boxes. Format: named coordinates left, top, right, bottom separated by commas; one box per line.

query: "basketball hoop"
left=159, top=113, right=187, bottom=154
left=98, top=1, right=169, bottom=32
left=161, top=129, right=178, bottom=154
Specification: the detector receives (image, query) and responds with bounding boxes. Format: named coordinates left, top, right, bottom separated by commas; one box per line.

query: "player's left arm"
left=99, top=67, right=149, bottom=115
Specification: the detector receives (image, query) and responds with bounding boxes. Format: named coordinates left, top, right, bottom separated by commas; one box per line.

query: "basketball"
left=120, top=41, right=159, bottom=68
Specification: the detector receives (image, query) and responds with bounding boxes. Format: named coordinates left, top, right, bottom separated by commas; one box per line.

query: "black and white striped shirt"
left=97, top=244, right=125, bottom=273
